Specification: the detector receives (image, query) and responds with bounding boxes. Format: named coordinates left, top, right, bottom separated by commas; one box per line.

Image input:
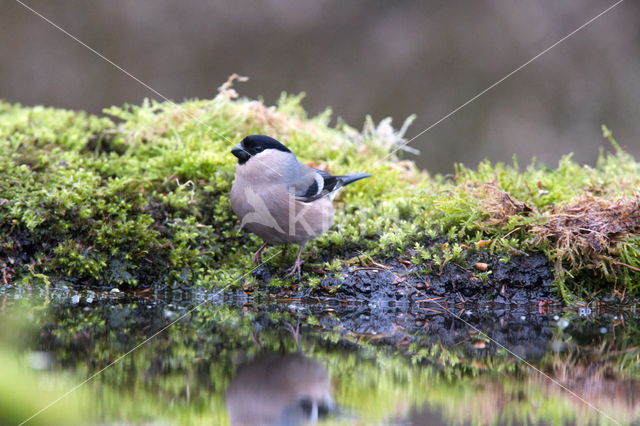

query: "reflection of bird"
left=225, top=354, right=333, bottom=426
left=230, top=135, right=371, bottom=278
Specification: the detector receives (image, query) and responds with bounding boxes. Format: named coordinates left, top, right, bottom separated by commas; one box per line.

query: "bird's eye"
left=254, top=146, right=264, bottom=153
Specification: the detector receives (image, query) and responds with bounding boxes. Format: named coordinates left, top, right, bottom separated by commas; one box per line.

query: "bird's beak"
left=231, top=144, right=250, bottom=163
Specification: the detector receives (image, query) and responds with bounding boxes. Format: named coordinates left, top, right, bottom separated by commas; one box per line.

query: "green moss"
left=1, top=95, right=639, bottom=298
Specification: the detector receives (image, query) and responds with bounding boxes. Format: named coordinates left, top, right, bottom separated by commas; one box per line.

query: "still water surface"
left=0, top=284, right=638, bottom=425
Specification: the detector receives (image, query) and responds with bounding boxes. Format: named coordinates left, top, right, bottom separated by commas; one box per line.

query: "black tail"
left=297, top=170, right=371, bottom=202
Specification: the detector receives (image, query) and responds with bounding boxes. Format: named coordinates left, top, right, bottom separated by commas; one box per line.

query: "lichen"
left=1, top=90, right=639, bottom=300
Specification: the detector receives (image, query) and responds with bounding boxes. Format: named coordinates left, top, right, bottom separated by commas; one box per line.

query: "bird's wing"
left=291, top=167, right=343, bottom=203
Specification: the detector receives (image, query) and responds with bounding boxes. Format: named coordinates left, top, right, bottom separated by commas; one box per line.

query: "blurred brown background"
left=1, top=0, right=638, bottom=173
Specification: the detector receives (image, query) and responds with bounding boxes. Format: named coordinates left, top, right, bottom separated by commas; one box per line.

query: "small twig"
left=415, top=297, right=444, bottom=302
left=502, top=226, right=524, bottom=239
left=613, top=261, right=640, bottom=272
left=417, top=307, right=444, bottom=313
left=371, top=261, right=392, bottom=270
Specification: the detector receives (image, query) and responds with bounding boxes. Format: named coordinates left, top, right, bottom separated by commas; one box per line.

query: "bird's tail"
left=339, top=173, right=372, bottom=186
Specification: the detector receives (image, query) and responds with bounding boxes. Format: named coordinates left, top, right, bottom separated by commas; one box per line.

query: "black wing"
left=294, top=169, right=341, bottom=203
left=294, top=170, right=372, bottom=202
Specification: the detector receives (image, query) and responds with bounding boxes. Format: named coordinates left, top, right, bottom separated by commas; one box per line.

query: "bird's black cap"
left=231, top=135, right=292, bottom=164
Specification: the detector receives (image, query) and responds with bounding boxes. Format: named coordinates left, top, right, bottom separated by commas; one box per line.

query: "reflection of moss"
left=0, top=310, right=85, bottom=425
left=0, top=349, right=85, bottom=425
left=1, top=93, right=640, bottom=298
left=22, top=296, right=639, bottom=425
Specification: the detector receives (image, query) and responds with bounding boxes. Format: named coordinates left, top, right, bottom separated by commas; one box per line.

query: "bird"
left=225, top=353, right=334, bottom=425
left=230, top=135, right=371, bottom=278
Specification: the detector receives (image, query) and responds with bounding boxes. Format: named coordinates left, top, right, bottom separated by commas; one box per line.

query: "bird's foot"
left=252, top=242, right=269, bottom=264
left=285, top=258, right=303, bottom=280
left=283, top=321, right=301, bottom=350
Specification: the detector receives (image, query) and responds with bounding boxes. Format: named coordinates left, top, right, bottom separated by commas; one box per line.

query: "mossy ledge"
left=1, top=90, right=639, bottom=303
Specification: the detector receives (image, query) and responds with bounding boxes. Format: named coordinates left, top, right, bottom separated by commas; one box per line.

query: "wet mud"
left=253, top=252, right=555, bottom=306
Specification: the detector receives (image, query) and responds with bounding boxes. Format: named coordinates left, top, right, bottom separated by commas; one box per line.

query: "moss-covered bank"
left=1, top=88, right=639, bottom=301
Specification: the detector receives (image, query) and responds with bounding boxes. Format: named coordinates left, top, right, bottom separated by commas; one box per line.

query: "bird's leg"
left=252, top=241, right=269, bottom=264
left=285, top=244, right=305, bottom=280
left=283, top=320, right=302, bottom=352
left=251, top=328, right=263, bottom=349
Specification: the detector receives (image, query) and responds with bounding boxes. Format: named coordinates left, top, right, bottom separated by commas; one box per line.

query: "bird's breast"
left=231, top=173, right=334, bottom=245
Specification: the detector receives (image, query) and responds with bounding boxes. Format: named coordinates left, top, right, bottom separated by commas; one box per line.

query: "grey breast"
left=230, top=150, right=335, bottom=245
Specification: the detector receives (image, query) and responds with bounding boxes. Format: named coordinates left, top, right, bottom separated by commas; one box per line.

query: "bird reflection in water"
left=226, top=353, right=334, bottom=426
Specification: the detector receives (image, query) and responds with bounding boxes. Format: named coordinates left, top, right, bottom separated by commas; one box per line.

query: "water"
left=1, top=284, right=638, bottom=425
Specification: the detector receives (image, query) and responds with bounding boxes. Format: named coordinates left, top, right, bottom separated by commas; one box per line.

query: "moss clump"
left=0, top=91, right=429, bottom=288
left=1, top=87, right=639, bottom=299
left=415, top=126, right=640, bottom=301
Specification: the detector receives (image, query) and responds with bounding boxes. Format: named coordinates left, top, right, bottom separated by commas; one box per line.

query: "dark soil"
left=253, top=252, right=555, bottom=305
